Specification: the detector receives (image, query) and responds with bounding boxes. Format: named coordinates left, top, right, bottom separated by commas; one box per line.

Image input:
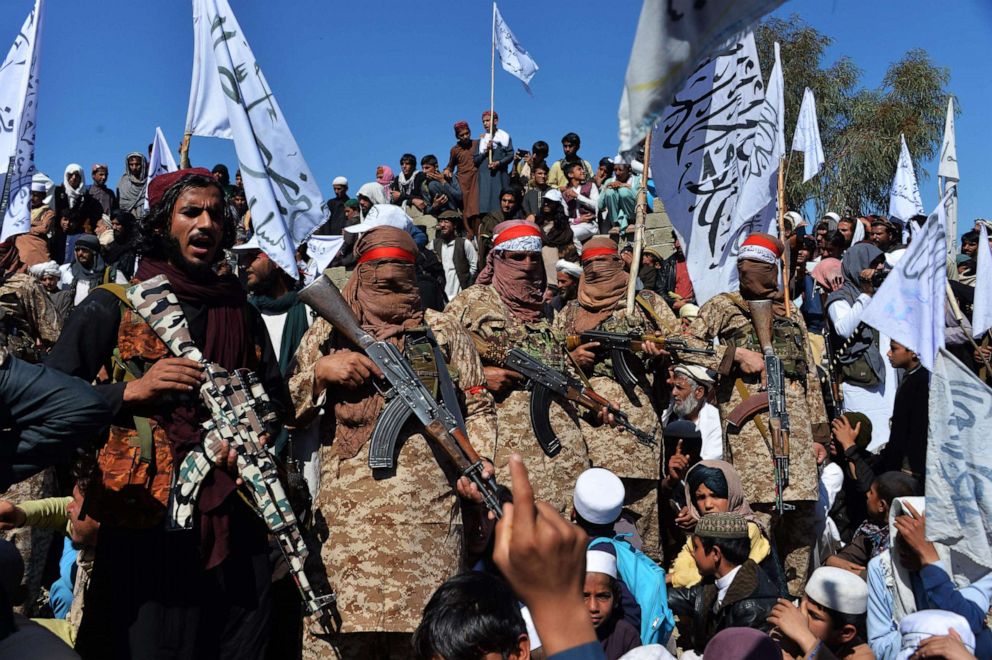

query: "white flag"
left=649, top=32, right=772, bottom=304
left=184, top=0, right=325, bottom=276
left=862, top=190, right=951, bottom=371
left=617, top=0, right=786, bottom=151
left=925, top=348, right=992, bottom=570
left=493, top=4, right=538, bottom=91
left=888, top=134, right=924, bottom=223
left=938, top=97, right=959, bottom=184
left=973, top=223, right=992, bottom=338
left=791, top=87, right=824, bottom=182
left=301, top=235, right=344, bottom=285
left=0, top=0, right=44, bottom=242
left=143, top=127, right=178, bottom=212
left=733, top=40, right=785, bottom=236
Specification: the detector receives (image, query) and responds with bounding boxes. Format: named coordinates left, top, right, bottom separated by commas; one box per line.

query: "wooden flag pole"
left=488, top=3, right=496, bottom=166
left=777, top=155, right=792, bottom=317
left=179, top=132, right=192, bottom=170
left=624, top=130, right=653, bottom=314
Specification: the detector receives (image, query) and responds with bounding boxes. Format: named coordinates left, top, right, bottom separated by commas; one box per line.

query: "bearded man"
left=553, top=236, right=679, bottom=561
left=679, top=232, right=829, bottom=594
left=445, top=219, right=589, bottom=515
left=47, top=169, right=285, bottom=658
left=289, top=226, right=498, bottom=658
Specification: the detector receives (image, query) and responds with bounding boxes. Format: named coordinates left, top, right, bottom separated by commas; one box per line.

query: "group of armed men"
left=0, top=159, right=845, bottom=660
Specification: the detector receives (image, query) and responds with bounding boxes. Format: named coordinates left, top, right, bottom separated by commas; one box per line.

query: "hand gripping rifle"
left=473, top=337, right=656, bottom=456
left=126, top=276, right=336, bottom=622
left=297, top=274, right=503, bottom=520
left=748, top=300, right=793, bottom=515
left=564, top=330, right=715, bottom=398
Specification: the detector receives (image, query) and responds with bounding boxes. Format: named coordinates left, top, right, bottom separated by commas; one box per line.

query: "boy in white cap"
left=571, top=467, right=642, bottom=548
left=767, top=565, right=872, bottom=659
left=584, top=548, right=642, bottom=659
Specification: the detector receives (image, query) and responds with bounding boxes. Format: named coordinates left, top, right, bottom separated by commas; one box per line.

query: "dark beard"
left=164, top=233, right=217, bottom=278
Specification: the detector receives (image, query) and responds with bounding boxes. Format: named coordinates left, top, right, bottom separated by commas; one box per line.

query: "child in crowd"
left=826, top=471, right=920, bottom=575
left=668, top=512, right=779, bottom=655
left=584, top=549, right=641, bottom=659
left=767, top=566, right=873, bottom=659
left=668, top=460, right=771, bottom=589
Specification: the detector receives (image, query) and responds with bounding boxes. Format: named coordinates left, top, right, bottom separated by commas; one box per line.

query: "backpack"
left=589, top=536, right=675, bottom=645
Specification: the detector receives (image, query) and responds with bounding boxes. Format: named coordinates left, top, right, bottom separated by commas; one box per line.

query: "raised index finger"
left=507, top=453, right=536, bottom=538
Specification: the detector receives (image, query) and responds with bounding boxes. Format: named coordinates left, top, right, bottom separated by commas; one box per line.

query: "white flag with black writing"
left=185, top=0, right=325, bottom=275
left=493, top=4, right=538, bottom=92
left=926, top=348, right=992, bottom=570
left=862, top=190, right=951, bottom=371
left=888, top=133, right=924, bottom=223
left=973, top=223, right=992, bottom=338
left=938, top=97, right=959, bottom=184
left=649, top=32, right=771, bottom=304
left=144, top=127, right=177, bottom=212
left=302, top=235, right=344, bottom=285
left=617, top=0, right=786, bottom=151
left=0, top=0, right=44, bottom=242
left=791, top=87, right=824, bottom=182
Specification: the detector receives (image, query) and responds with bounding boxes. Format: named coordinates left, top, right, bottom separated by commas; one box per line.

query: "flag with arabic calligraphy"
left=185, top=0, right=324, bottom=275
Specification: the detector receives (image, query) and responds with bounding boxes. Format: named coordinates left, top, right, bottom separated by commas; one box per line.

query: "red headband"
left=494, top=224, right=542, bottom=245
left=740, top=234, right=782, bottom=257
left=581, top=247, right=617, bottom=262
left=357, top=246, right=416, bottom=265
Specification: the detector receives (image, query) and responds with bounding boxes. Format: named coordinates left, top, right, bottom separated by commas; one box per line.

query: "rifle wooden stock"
left=747, top=300, right=775, bottom=354
left=298, top=274, right=374, bottom=350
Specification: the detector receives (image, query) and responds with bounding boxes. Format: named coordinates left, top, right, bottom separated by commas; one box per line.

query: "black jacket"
left=877, top=366, right=930, bottom=478
left=667, top=559, right=779, bottom=653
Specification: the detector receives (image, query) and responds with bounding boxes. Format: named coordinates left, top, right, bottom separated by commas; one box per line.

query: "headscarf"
left=333, top=227, right=422, bottom=460
left=683, top=460, right=767, bottom=535
left=487, top=220, right=546, bottom=322
left=117, top=151, right=148, bottom=213
left=825, top=243, right=885, bottom=385
left=575, top=237, right=627, bottom=333
left=63, top=164, right=85, bottom=208
left=356, top=181, right=389, bottom=214
left=68, top=234, right=106, bottom=286
left=811, top=257, right=844, bottom=293
left=376, top=164, right=395, bottom=202
left=703, top=628, right=781, bottom=660
left=133, top=255, right=251, bottom=569
left=896, top=610, right=976, bottom=660
left=738, top=232, right=788, bottom=317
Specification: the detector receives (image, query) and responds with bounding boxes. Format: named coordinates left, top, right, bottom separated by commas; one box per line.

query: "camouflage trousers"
left=0, top=468, right=56, bottom=615
left=304, top=632, right=412, bottom=660
left=492, top=389, right=590, bottom=516
left=753, top=501, right=817, bottom=596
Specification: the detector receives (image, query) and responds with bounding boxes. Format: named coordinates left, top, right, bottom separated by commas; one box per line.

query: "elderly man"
left=290, top=226, right=497, bottom=657
left=597, top=157, right=649, bottom=234
left=679, top=232, right=829, bottom=594
left=553, top=236, right=680, bottom=561
left=550, top=258, right=581, bottom=313
left=47, top=168, right=285, bottom=659
left=662, top=365, right=722, bottom=461
left=446, top=220, right=589, bottom=515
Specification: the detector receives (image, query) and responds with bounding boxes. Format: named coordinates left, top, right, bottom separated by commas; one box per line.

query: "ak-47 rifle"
left=473, top=337, right=656, bottom=457
left=749, top=300, right=792, bottom=515
left=126, top=276, right=336, bottom=624
left=564, top=331, right=715, bottom=400
left=297, top=274, right=504, bottom=519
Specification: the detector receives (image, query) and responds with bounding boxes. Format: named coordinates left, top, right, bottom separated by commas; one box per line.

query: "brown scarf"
left=737, top=260, right=789, bottom=317
left=575, top=237, right=627, bottom=333
left=492, top=251, right=546, bottom=322
left=333, top=227, right=423, bottom=460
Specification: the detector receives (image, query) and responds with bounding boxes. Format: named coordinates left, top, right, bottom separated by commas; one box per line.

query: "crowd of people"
left=0, top=111, right=990, bottom=660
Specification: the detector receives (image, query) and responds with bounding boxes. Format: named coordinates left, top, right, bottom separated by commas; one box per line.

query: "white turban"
left=555, top=259, right=582, bottom=278
left=27, top=260, right=59, bottom=278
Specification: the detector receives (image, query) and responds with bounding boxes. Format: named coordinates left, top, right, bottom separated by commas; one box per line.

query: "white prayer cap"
left=27, top=260, right=59, bottom=278
left=612, top=153, right=630, bottom=166
left=586, top=549, right=618, bottom=578
left=30, top=180, right=46, bottom=193
left=898, top=610, right=975, bottom=658
left=784, top=211, right=806, bottom=228
left=804, top=566, right=868, bottom=615
left=332, top=176, right=348, bottom=187
left=673, top=364, right=716, bottom=386
left=573, top=468, right=625, bottom=524
left=555, top=259, right=582, bottom=278
left=618, top=645, right=677, bottom=660
left=345, top=204, right=414, bottom=235
left=822, top=212, right=841, bottom=223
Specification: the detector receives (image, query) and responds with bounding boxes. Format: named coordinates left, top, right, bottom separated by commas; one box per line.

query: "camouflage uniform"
left=0, top=272, right=61, bottom=362
left=290, top=310, right=497, bottom=657
left=681, top=292, right=830, bottom=593
left=444, top=285, right=590, bottom=515
left=553, top=290, right=679, bottom=562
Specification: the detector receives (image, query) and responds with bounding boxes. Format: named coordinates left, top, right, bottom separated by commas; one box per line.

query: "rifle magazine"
left=528, top=384, right=563, bottom=457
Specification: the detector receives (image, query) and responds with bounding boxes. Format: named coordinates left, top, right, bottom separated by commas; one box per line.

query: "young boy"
left=584, top=548, right=641, bottom=659
left=667, top=512, right=779, bottom=654
left=877, top=340, right=929, bottom=478
left=767, top=566, right=873, bottom=659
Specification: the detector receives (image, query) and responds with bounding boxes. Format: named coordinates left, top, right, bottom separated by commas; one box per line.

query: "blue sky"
left=14, top=0, right=992, bottom=239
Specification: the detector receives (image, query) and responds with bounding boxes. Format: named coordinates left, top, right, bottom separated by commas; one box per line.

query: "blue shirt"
left=867, top=555, right=992, bottom=659
left=48, top=537, right=78, bottom=619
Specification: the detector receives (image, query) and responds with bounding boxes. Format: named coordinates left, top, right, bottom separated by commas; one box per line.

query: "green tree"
left=756, top=16, right=952, bottom=218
